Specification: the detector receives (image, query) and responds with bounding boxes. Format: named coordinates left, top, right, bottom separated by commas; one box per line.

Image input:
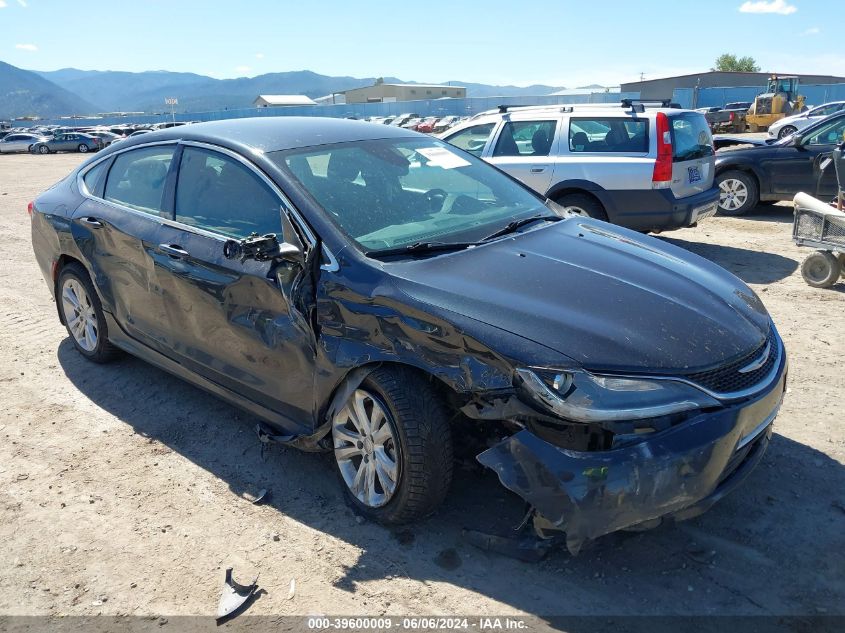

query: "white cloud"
left=255, top=53, right=264, bottom=59
left=739, top=0, right=797, bottom=15
left=15, top=43, right=38, bottom=51
left=235, top=65, right=251, bottom=74
left=17, top=0, right=27, bottom=7
left=0, top=1, right=8, bottom=8
left=800, top=27, right=820, bottom=36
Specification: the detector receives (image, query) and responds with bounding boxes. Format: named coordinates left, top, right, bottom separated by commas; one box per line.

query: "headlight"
left=516, top=368, right=720, bottom=423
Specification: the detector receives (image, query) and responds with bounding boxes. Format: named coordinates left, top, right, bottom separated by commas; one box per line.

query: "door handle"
left=530, top=167, right=546, bottom=173
left=158, top=243, right=190, bottom=259
left=80, top=217, right=103, bottom=228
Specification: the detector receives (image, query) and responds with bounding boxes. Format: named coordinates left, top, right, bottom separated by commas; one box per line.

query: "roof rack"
left=471, top=99, right=683, bottom=120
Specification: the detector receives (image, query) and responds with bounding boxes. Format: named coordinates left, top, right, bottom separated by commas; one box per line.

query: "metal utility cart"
left=792, top=143, right=845, bottom=288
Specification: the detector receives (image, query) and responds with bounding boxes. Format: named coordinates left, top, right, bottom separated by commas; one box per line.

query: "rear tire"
left=57, top=263, right=121, bottom=362
left=78, top=144, right=89, bottom=153
left=717, top=170, right=758, bottom=216
left=331, top=367, right=453, bottom=524
left=800, top=251, right=841, bottom=288
left=554, top=193, right=608, bottom=221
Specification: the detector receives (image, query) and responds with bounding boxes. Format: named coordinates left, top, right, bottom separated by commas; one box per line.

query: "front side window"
left=443, top=123, right=495, bottom=157
left=805, top=117, right=845, bottom=146
left=104, top=145, right=175, bottom=216
left=174, top=146, right=281, bottom=238
left=569, top=118, right=648, bottom=153
left=272, top=137, right=551, bottom=252
left=492, top=120, right=556, bottom=157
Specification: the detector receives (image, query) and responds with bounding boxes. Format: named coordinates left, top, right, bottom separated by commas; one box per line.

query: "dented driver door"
left=152, top=144, right=317, bottom=433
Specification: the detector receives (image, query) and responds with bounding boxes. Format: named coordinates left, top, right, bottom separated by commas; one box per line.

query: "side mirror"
left=223, top=233, right=303, bottom=265
left=792, top=133, right=804, bottom=146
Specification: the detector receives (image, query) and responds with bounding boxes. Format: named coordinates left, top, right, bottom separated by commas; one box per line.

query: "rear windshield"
left=670, top=113, right=714, bottom=162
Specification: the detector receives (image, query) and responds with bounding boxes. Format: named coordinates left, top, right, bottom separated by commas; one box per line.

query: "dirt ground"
left=0, top=153, right=843, bottom=628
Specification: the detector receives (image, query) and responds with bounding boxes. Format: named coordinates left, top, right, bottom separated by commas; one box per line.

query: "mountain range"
left=1, top=61, right=568, bottom=119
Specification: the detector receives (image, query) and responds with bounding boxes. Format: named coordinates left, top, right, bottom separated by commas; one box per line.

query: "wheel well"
left=717, top=165, right=760, bottom=190
left=330, top=361, right=462, bottom=410
left=322, top=360, right=508, bottom=459
left=549, top=188, right=605, bottom=210
left=53, top=255, right=86, bottom=324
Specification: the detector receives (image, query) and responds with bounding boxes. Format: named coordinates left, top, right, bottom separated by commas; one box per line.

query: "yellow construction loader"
left=746, top=75, right=807, bottom=132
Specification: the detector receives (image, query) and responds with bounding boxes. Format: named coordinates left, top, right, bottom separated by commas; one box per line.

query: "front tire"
left=801, top=251, right=841, bottom=288
left=778, top=125, right=797, bottom=139
left=38, top=145, right=50, bottom=155
left=331, top=367, right=453, bottom=524
left=554, top=193, right=608, bottom=221
left=57, top=263, right=121, bottom=362
left=717, top=170, right=758, bottom=216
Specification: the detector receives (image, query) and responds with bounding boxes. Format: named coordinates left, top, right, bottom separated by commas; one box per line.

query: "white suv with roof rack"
left=439, top=101, right=719, bottom=232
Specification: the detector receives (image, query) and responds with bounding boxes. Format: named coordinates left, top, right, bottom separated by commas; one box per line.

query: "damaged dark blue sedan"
left=30, top=118, right=787, bottom=554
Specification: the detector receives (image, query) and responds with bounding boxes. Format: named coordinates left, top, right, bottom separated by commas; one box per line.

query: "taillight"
left=652, top=112, right=673, bottom=189
left=27, top=201, right=34, bottom=216
left=729, top=112, right=735, bottom=121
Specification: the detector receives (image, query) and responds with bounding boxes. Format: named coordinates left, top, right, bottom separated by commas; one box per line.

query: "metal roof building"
left=253, top=95, right=318, bottom=107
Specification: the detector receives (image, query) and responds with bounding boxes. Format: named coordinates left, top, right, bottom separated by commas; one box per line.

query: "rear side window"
left=569, top=118, right=648, bottom=153
left=492, top=120, right=556, bottom=157
left=669, top=113, right=714, bottom=162
left=104, top=146, right=175, bottom=216
left=82, top=160, right=109, bottom=195
left=443, top=123, right=495, bottom=157
left=175, top=146, right=281, bottom=238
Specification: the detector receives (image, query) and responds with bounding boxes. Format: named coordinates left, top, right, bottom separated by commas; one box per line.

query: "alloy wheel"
left=778, top=125, right=797, bottom=139
left=61, top=278, right=98, bottom=352
left=38, top=145, right=49, bottom=154
left=332, top=389, right=400, bottom=508
left=78, top=144, right=89, bottom=153
left=719, top=178, right=748, bottom=212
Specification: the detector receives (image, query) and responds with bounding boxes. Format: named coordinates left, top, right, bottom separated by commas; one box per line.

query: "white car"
left=768, top=101, right=845, bottom=139
left=0, top=132, right=48, bottom=154
left=439, top=102, right=719, bottom=232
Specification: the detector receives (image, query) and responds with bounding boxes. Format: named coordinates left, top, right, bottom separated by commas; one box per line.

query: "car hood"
left=388, top=219, right=770, bottom=373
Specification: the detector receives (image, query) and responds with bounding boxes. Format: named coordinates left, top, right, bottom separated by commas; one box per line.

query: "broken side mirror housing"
left=223, top=233, right=303, bottom=265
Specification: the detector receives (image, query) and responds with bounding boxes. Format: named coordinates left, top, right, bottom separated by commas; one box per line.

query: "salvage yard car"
left=440, top=101, right=719, bottom=232
left=31, top=132, right=102, bottom=154
left=715, top=110, right=845, bottom=215
left=30, top=118, right=787, bottom=553
left=0, top=132, right=48, bottom=154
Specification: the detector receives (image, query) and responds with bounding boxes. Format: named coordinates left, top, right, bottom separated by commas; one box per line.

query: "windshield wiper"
left=481, top=214, right=562, bottom=242
left=366, top=240, right=478, bottom=259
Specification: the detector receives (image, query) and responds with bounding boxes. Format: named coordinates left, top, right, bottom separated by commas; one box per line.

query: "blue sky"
left=2, top=0, right=842, bottom=86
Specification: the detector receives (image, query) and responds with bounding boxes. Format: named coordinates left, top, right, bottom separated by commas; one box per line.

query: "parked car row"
left=356, top=113, right=467, bottom=133
left=0, top=121, right=199, bottom=154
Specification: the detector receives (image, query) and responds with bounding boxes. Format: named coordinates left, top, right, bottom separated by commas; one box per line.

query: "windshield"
left=670, top=112, right=714, bottom=162
left=271, top=137, right=554, bottom=253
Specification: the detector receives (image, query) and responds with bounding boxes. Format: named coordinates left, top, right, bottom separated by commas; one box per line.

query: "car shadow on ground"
left=736, top=202, right=797, bottom=224
left=57, top=339, right=845, bottom=621
left=658, top=236, right=798, bottom=284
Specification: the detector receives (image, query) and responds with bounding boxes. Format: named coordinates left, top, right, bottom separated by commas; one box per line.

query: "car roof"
left=104, top=116, right=420, bottom=155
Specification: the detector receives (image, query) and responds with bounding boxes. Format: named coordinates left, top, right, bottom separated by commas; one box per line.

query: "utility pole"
left=639, top=72, right=645, bottom=82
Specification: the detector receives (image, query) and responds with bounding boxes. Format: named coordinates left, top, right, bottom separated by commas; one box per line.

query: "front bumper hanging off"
left=476, top=364, right=786, bottom=555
